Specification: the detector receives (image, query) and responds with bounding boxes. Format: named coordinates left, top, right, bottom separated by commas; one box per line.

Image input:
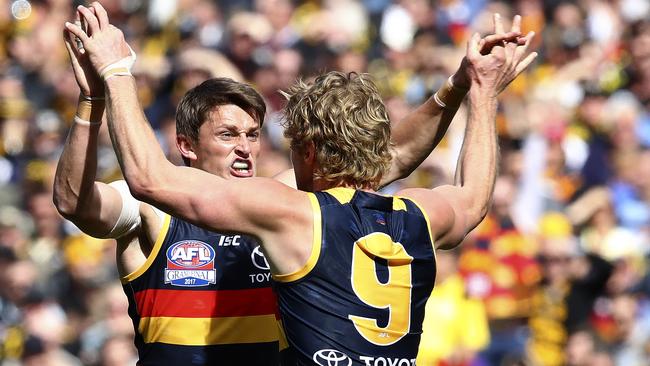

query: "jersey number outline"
left=349, top=232, right=414, bottom=346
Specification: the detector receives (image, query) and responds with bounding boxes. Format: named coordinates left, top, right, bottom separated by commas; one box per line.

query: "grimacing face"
left=186, top=104, right=261, bottom=179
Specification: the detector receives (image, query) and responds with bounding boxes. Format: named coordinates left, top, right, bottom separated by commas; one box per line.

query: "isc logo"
left=166, top=241, right=215, bottom=267
left=218, top=235, right=241, bottom=246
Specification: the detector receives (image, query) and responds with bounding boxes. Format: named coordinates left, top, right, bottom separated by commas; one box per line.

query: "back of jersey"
left=274, top=188, right=436, bottom=366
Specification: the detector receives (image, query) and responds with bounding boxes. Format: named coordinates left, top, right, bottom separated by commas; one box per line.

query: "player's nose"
left=235, top=133, right=251, bottom=155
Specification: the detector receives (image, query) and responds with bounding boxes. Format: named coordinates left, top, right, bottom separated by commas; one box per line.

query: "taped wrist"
left=433, top=76, right=468, bottom=110
left=76, top=97, right=105, bottom=124
left=100, top=45, right=137, bottom=81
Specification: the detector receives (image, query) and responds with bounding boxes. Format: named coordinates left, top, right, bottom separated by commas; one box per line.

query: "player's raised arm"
left=399, top=27, right=537, bottom=250
left=380, top=14, right=527, bottom=187
left=54, top=11, right=128, bottom=238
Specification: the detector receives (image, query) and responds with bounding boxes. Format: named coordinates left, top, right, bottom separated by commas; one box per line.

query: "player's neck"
left=313, top=178, right=376, bottom=193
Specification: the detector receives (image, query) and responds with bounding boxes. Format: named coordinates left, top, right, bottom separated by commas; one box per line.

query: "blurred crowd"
left=0, top=0, right=649, bottom=365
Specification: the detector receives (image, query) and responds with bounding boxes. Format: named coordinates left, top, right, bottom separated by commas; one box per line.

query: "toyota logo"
left=251, top=246, right=270, bottom=270
left=313, top=349, right=352, bottom=366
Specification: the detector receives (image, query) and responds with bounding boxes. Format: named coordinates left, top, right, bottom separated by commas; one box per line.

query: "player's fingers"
left=63, top=37, right=85, bottom=69
left=515, top=52, right=538, bottom=75
left=493, top=13, right=504, bottom=34
left=62, top=29, right=77, bottom=57
left=480, top=31, right=521, bottom=54
left=482, top=32, right=521, bottom=44
left=91, top=1, right=109, bottom=30
left=77, top=5, right=100, bottom=35
left=467, top=32, right=481, bottom=59
left=74, top=10, right=84, bottom=35
left=511, top=15, right=521, bottom=33
left=505, top=41, right=517, bottom=68
left=513, top=22, right=534, bottom=47
left=70, top=13, right=87, bottom=54
left=65, top=21, right=90, bottom=44
left=514, top=31, right=535, bottom=61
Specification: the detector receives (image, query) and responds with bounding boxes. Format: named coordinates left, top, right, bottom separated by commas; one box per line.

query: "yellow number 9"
left=349, top=232, right=414, bottom=345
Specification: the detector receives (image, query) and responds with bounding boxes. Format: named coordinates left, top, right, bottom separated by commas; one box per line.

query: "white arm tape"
left=106, top=180, right=142, bottom=238
left=100, top=45, right=137, bottom=80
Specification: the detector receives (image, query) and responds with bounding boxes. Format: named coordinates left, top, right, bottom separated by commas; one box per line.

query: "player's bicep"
left=222, top=178, right=307, bottom=234
left=70, top=181, right=133, bottom=238
left=159, top=170, right=301, bottom=236
left=130, top=166, right=280, bottom=237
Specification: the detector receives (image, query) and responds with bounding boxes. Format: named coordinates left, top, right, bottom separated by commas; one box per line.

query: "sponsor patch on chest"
left=165, top=240, right=216, bottom=287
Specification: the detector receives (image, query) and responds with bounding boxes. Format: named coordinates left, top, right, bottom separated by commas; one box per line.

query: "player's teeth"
left=233, top=161, right=248, bottom=169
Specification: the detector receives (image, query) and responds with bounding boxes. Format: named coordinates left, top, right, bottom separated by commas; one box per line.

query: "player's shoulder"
left=395, top=187, right=453, bottom=210
left=394, top=187, right=455, bottom=227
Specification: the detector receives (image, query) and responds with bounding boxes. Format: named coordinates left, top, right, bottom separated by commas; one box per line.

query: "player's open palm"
left=64, top=2, right=130, bottom=77
left=465, top=26, right=537, bottom=97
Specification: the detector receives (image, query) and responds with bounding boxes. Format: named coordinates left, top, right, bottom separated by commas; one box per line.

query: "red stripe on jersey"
left=134, top=288, right=278, bottom=318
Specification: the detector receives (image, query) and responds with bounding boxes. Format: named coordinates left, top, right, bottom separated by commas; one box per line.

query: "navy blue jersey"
left=274, top=188, right=436, bottom=366
left=121, top=214, right=282, bottom=366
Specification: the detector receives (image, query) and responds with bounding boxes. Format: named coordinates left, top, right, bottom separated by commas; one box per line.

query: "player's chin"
left=229, top=167, right=254, bottom=178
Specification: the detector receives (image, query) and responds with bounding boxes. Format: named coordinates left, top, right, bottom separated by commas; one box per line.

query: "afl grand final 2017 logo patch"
left=165, top=240, right=216, bottom=287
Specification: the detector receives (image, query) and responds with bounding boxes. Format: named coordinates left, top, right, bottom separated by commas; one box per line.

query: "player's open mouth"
left=230, top=159, right=253, bottom=177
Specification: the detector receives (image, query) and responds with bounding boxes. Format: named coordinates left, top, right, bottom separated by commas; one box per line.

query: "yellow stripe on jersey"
left=121, top=213, right=171, bottom=283
left=327, top=187, right=407, bottom=212
left=273, top=192, right=322, bottom=282
left=138, top=314, right=279, bottom=345
left=392, top=197, right=407, bottom=211
left=325, top=187, right=355, bottom=204
left=398, top=197, right=436, bottom=252
left=277, top=319, right=289, bottom=351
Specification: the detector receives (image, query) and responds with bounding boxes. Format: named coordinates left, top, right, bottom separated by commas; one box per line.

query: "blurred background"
left=0, top=0, right=649, bottom=365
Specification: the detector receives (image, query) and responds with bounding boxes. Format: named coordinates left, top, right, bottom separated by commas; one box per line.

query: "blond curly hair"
left=282, top=71, right=392, bottom=190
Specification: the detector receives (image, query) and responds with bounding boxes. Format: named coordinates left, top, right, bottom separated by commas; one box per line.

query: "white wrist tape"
left=433, top=76, right=468, bottom=109
left=74, top=116, right=102, bottom=126
left=100, top=45, right=137, bottom=81
left=80, top=95, right=105, bottom=101
left=105, top=180, right=142, bottom=238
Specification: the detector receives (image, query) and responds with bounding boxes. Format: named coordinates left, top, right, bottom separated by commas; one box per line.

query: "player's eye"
left=219, top=131, right=235, bottom=140
left=247, top=132, right=260, bottom=141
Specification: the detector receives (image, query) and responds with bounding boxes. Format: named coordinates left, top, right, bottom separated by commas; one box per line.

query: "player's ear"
left=304, top=141, right=316, bottom=165
left=176, top=134, right=198, bottom=161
